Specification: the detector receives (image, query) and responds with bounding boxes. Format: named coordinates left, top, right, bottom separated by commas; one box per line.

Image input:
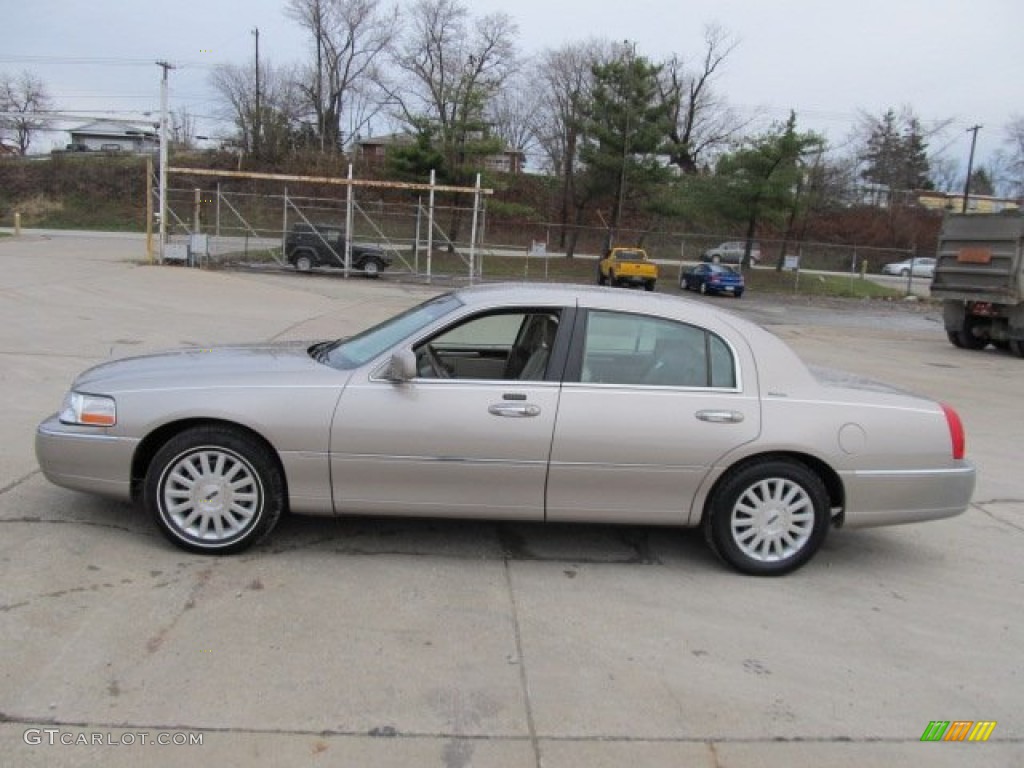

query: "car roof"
left=452, top=282, right=746, bottom=326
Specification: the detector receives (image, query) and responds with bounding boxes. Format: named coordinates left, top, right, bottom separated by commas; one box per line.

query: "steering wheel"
left=423, top=343, right=451, bottom=378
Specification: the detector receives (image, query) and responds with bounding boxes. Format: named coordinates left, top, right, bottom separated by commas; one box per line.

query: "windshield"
left=323, top=293, right=462, bottom=369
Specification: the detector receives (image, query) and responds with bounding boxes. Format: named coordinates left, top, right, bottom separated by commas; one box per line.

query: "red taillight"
left=940, top=403, right=966, bottom=460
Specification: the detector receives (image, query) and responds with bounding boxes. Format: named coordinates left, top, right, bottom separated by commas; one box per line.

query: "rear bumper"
left=839, top=464, right=976, bottom=528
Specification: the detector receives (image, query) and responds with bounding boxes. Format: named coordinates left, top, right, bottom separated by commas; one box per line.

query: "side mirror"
left=388, top=349, right=417, bottom=382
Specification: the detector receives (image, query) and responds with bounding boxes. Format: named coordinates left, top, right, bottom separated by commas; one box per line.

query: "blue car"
left=681, top=263, right=745, bottom=297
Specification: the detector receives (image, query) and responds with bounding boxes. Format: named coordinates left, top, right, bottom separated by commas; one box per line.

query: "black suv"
left=284, top=223, right=392, bottom=277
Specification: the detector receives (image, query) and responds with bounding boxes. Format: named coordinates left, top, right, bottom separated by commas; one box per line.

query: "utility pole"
left=156, top=60, right=175, bottom=261
left=962, top=124, right=982, bottom=213
left=253, top=27, right=261, bottom=158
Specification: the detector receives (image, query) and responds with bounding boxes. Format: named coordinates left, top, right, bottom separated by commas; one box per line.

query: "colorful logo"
left=920, top=721, right=997, bottom=742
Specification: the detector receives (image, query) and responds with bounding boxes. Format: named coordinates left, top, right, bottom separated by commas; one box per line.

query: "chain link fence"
left=157, top=183, right=914, bottom=288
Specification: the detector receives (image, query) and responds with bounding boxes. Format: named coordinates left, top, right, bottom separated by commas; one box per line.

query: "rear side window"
left=579, top=310, right=737, bottom=389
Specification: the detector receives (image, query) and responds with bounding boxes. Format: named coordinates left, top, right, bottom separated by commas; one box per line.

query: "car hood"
left=72, top=341, right=344, bottom=392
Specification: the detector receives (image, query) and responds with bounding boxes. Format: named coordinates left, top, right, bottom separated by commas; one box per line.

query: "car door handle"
left=696, top=409, right=745, bottom=424
left=488, top=403, right=541, bottom=418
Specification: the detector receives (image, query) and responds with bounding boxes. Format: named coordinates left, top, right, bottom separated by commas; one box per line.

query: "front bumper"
left=35, top=415, right=138, bottom=501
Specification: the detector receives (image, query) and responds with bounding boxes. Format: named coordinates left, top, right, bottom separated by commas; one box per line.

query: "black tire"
left=644, top=280, right=655, bottom=292
left=734, top=289, right=744, bottom=299
left=609, top=271, right=618, bottom=287
left=144, top=426, right=285, bottom=554
left=598, top=266, right=607, bottom=286
left=703, top=459, right=830, bottom=576
left=957, top=318, right=989, bottom=350
left=991, top=340, right=1010, bottom=351
left=1009, top=339, right=1024, bottom=358
left=294, top=253, right=314, bottom=273
left=947, top=330, right=965, bottom=349
left=362, top=257, right=383, bottom=278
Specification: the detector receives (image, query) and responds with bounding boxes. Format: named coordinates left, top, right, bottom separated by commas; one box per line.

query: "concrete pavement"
left=0, top=231, right=1020, bottom=767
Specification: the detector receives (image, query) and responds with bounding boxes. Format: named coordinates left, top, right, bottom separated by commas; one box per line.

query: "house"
left=915, top=190, right=1019, bottom=214
left=356, top=132, right=525, bottom=175
left=67, top=120, right=159, bottom=153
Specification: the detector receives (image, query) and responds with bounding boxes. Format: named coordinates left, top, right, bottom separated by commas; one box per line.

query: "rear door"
left=546, top=309, right=761, bottom=525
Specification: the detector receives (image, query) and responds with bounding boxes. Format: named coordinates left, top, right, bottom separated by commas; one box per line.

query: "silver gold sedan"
left=36, top=284, right=975, bottom=575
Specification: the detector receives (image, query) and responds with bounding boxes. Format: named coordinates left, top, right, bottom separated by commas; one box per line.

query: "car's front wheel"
left=144, top=426, right=285, bottom=554
left=704, top=459, right=829, bottom=575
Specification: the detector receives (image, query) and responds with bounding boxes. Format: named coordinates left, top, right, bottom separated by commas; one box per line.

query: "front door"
left=329, top=308, right=566, bottom=519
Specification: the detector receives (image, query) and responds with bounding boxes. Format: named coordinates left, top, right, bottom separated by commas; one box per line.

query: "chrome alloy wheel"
left=729, top=477, right=814, bottom=563
left=159, top=447, right=263, bottom=544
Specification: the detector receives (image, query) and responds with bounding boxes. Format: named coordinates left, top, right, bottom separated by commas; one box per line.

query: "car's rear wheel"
left=144, top=426, right=284, bottom=554
left=1009, top=339, right=1024, bottom=358
left=644, top=280, right=655, bottom=292
left=598, top=266, right=607, bottom=286
left=294, top=253, right=313, bottom=272
left=704, top=459, right=829, bottom=576
left=362, top=257, right=383, bottom=278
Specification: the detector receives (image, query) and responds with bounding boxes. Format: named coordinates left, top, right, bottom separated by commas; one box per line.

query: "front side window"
left=415, top=310, right=561, bottom=381
left=580, top=310, right=736, bottom=389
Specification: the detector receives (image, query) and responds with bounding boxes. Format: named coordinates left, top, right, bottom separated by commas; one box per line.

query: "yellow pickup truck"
left=598, top=247, right=658, bottom=292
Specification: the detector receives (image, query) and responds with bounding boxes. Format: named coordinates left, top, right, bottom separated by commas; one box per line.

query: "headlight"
left=59, top=392, right=117, bottom=427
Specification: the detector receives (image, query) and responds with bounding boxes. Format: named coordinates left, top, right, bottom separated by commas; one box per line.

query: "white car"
left=882, top=257, right=936, bottom=278
left=702, top=241, right=762, bottom=265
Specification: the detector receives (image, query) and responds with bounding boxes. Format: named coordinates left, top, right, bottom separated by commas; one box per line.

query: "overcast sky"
left=2, top=0, right=1021, bottom=176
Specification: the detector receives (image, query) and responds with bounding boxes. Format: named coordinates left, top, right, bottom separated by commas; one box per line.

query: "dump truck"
left=930, top=212, right=1024, bottom=356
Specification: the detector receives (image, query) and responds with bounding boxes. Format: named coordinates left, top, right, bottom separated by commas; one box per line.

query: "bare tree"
left=209, top=62, right=303, bottom=159
left=391, top=0, right=518, bottom=244
left=170, top=108, right=198, bottom=150
left=658, top=25, right=744, bottom=175
left=995, top=115, right=1024, bottom=199
left=486, top=72, right=540, bottom=166
left=532, top=39, right=605, bottom=249
left=286, top=0, right=398, bottom=152
left=929, top=154, right=961, bottom=193
left=392, top=0, right=518, bottom=168
left=0, top=70, right=53, bottom=155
